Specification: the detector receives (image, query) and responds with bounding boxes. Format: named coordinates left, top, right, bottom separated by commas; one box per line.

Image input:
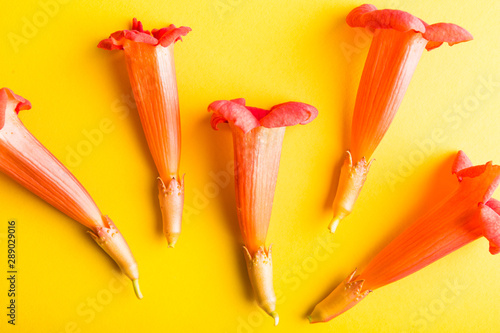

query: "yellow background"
left=0, top=0, right=498, bottom=332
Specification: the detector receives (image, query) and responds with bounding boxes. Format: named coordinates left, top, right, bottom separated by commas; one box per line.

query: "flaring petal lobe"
left=346, top=4, right=426, bottom=33
left=208, top=99, right=260, bottom=133
left=486, top=198, right=500, bottom=214
left=0, top=88, right=32, bottom=113
left=479, top=203, right=500, bottom=255
left=455, top=164, right=489, bottom=181
left=0, top=88, right=32, bottom=130
left=153, top=25, right=192, bottom=47
left=246, top=106, right=271, bottom=121
left=231, top=98, right=246, bottom=106
left=459, top=161, right=500, bottom=204
left=98, top=18, right=191, bottom=50
left=260, top=102, right=318, bottom=128
left=423, top=23, right=473, bottom=49
left=452, top=150, right=473, bottom=180
left=346, top=4, right=473, bottom=51
left=208, top=100, right=318, bottom=133
left=132, top=17, right=146, bottom=33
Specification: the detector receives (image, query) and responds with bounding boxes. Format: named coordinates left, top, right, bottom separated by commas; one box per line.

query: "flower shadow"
left=195, top=114, right=254, bottom=302
left=321, top=16, right=372, bottom=211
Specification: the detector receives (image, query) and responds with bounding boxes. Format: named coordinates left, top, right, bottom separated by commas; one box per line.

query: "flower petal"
left=98, top=19, right=190, bottom=50
left=345, top=5, right=472, bottom=51
left=452, top=150, right=473, bottom=181
left=260, top=102, right=318, bottom=128
left=479, top=203, right=500, bottom=255
left=483, top=166, right=500, bottom=204
left=209, top=100, right=318, bottom=133
left=152, top=25, right=192, bottom=47
left=486, top=198, right=500, bottom=213
left=1, top=88, right=31, bottom=112
left=131, top=17, right=147, bottom=34
left=425, top=41, right=444, bottom=51
left=423, top=22, right=473, bottom=51
left=98, top=29, right=158, bottom=50
left=455, top=163, right=488, bottom=180
left=346, top=4, right=426, bottom=33
left=247, top=106, right=271, bottom=121
left=0, top=88, right=32, bottom=130
left=208, top=99, right=260, bottom=133
left=96, top=38, right=125, bottom=50
left=231, top=98, right=246, bottom=105
left=457, top=161, right=500, bottom=206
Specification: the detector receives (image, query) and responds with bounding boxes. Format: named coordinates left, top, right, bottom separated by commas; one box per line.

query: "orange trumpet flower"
left=329, top=4, right=473, bottom=232
left=209, top=98, right=318, bottom=325
left=98, top=19, right=191, bottom=247
left=0, top=88, right=141, bottom=298
left=310, top=151, right=500, bottom=322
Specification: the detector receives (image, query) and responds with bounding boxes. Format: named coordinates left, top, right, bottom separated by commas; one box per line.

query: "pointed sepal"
left=309, top=269, right=371, bottom=323
left=243, top=245, right=278, bottom=325
left=158, top=175, right=185, bottom=247
left=89, top=216, right=141, bottom=298
left=330, top=151, right=373, bottom=233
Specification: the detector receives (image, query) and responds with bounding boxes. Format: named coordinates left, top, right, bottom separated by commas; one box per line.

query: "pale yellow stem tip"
left=166, top=233, right=180, bottom=248
left=328, top=217, right=341, bottom=233
left=132, top=279, right=143, bottom=299
left=270, top=311, right=279, bottom=326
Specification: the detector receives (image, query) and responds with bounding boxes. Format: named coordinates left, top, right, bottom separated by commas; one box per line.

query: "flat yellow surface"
left=0, top=0, right=499, bottom=332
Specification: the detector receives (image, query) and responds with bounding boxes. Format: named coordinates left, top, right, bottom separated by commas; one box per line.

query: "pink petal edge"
left=0, top=88, right=32, bottom=130
left=452, top=150, right=473, bottom=181
left=423, top=22, right=473, bottom=51
left=208, top=100, right=318, bottom=133
left=208, top=99, right=260, bottom=133
left=453, top=151, right=500, bottom=254
left=479, top=203, right=500, bottom=255
left=346, top=4, right=472, bottom=51
left=346, top=4, right=426, bottom=33
left=486, top=198, right=500, bottom=214
left=260, top=102, right=318, bottom=128
left=98, top=18, right=191, bottom=50
left=153, top=25, right=192, bottom=47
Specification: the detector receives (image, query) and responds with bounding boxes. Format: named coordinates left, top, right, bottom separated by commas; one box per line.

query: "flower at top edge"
left=97, top=18, right=191, bottom=50
left=346, top=4, right=473, bottom=50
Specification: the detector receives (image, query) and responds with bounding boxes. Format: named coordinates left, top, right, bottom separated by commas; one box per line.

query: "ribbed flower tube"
left=231, top=124, right=285, bottom=255
left=98, top=18, right=191, bottom=247
left=0, top=88, right=141, bottom=298
left=350, top=29, right=427, bottom=162
left=329, top=4, right=473, bottom=232
left=209, top=98, right=318, bottom=324
left=310, top=151, right=500, bottom=323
